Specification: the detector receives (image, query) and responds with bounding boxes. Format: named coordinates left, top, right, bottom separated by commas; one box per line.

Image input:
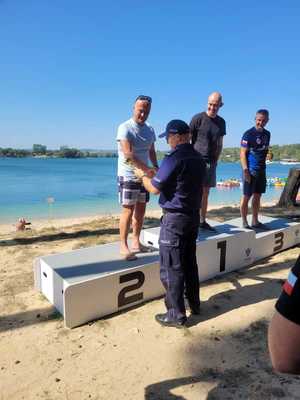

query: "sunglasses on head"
left=135, top=95, right=152, bottom=104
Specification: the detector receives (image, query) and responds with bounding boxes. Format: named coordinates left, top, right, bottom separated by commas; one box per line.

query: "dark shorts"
left=275, top=255, right=300, bottom=326
left=118, top=176, right=149, bottom=206
left=243, top=170, right=266, bottom=197
left=203, top=162, right=217, bottom=187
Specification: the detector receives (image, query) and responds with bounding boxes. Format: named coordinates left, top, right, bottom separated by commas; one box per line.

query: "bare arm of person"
left=240, top=147, right=251, bottom=183
left=140, top=175, right=160, bottom=195
left=134, top=168, right=160, bottom=195
left=149, top=143, right=159, bottom=169
left=268, top=311, right=300, bottom=374
left=215, top=136, right=224, bottom=162
left=120, top=139, right=155, bottom=176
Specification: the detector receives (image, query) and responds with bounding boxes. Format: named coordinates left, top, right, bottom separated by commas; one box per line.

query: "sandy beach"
left=1, top=204, right=300, bottom=399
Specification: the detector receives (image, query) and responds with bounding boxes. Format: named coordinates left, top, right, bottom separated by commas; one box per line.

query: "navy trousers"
left=159, top=212, right=200, bottom=321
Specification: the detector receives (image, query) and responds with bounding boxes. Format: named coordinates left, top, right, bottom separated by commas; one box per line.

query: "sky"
left=1, top=0, right=300, bottom=150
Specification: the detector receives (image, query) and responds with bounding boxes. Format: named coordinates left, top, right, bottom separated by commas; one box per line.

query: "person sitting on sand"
left=16, top=218, right=31, bottom=231
left=268, top=254, right=300, bottom=374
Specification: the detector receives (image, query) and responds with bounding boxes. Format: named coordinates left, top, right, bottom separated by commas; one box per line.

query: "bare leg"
left=119, top=205, right=134, bottom=255
left=240, top=195, right=250, bottom=226
left=268, top=311, right=300, bottom=374
left=251, top=193, right=261, bottom=226
left=132, top=202, right=146, bottom=250
left=200, top=187, right=210, bottom=223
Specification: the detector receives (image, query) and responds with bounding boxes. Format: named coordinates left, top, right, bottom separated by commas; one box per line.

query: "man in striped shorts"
left=117, top=95, right=158, bottom=260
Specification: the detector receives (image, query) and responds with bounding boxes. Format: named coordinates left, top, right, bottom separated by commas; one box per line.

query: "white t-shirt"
left=117, top=118, right=156, bottom=180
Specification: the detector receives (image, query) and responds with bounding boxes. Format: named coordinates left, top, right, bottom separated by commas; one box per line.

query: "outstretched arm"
left=120, top=139, right=155, bottom=177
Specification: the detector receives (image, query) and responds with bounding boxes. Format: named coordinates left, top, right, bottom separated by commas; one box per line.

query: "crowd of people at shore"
left=116, top=92, right=300, bottom=374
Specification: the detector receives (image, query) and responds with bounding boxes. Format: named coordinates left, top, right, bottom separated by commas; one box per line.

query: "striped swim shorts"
left=118, top=176, right=150, bottom=206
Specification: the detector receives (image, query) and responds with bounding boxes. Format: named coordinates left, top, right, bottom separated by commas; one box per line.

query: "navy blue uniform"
left=241, top=127, right=271, bottom=196
left=151, top=143, right=206, bottom=322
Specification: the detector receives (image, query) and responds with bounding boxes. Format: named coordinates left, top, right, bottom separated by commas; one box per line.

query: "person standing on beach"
left=134, top=120, right=206, bottom=327
left=240, top=109, right=271, bottom=229
left=190, top=92, right=226, bottom=231
left=117, top=95, right=158, bottom=261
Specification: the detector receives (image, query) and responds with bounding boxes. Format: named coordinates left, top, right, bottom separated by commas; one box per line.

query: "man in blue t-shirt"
left=117, top=95, right=158, bottom=260
left=134, top=120, right=206, bottom=328
left=240, top=109, right=271, bottom=229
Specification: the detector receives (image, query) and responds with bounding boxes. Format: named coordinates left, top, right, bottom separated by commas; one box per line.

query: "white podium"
left=228, top=216, right=300, bottom=261
left=34, top=242, right=162, bottom=328
left=142, top=219, right=256, bottom=282
left=34, top=216, right=300, bottom=328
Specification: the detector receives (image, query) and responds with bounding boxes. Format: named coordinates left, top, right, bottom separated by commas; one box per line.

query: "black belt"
left=162, top=209, right=197, bottom=217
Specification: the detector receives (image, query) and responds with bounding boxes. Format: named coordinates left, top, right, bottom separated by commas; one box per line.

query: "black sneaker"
left=242, top=222, right=253, bottom=230
left=184, top=299, right=201, bottom=315
left=155, top=313, right=186, bottom=328
left=190, top=305, right=201, bottom=315
left=199, top=221, right=217, bottom=232
left=251, top=222, right=270, bottom=230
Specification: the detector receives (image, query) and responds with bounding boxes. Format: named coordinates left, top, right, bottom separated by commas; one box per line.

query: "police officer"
left=134, top=120, right=206, bottom=328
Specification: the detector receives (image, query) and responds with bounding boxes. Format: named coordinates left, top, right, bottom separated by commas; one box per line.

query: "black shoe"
left=242, top=222, right=253, bottom=230
left=155, top=313, right=186, bottom=328
left=190, top=306, right=201, bottom=315
left=251, top=222, right=270, bottom=230
left=199, top=221, right=217, bottom=232
left=184, top=299, right=201, bottom=315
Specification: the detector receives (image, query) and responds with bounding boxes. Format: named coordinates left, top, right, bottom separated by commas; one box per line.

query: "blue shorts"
left=118, top=176, right=149, bottom=206
left=243, top=170, right=266, bottom=197
left=275, top=255, right=300, bottom=326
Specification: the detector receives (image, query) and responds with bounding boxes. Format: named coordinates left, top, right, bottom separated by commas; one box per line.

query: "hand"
left=266, top=150, right=273, bottom=161
left=243, top=169, right=251, bottom=183
left=133, top=167, right=156, bottom=180
left=147, top=168, right=157, bottom=179
left=133, top=167, right=146, bottom=180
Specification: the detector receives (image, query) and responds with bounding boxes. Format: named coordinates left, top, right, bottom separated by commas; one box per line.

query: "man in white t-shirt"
left=117, top=95, right=158, bottom=260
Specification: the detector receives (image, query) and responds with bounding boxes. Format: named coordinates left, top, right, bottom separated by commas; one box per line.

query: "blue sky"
left=1, top=0, right=299, bottom=150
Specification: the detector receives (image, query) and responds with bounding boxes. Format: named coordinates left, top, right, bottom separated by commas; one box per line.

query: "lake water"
left=0, top=157, right=294, bottom=223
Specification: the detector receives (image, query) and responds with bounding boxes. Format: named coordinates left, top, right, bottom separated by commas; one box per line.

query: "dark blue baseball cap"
left=159, top=119, right=190, bottom=139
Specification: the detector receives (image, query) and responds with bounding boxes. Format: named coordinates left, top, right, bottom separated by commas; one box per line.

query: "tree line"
left=0, top=144, right=168, bottom=160
left=220, top=144, right=300, bottom=162
left=0, top=145, right=117, bottom=158
left=1, top=143, right=300, bottom=161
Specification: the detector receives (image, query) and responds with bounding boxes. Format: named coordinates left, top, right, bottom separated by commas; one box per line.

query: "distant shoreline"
left=2, top=143, right=300, bottom=162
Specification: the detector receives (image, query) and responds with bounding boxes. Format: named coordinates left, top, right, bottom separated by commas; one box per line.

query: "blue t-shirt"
left=241, top=127, right=271, bottom=173
left=117, top=118, right=156, bottom=181
left=151, top=143, right=206, bottom=214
